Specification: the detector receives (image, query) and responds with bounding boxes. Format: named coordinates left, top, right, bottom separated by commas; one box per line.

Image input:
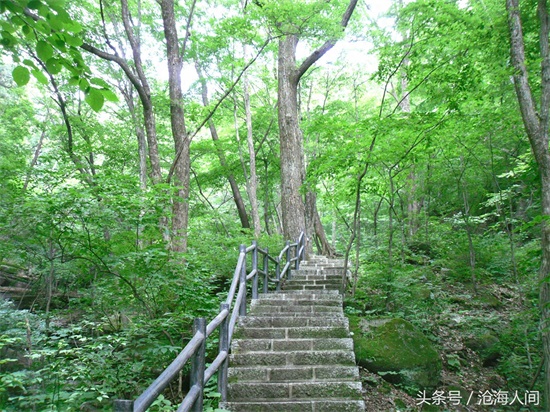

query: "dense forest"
left=1, top=0, right=550, bottom=410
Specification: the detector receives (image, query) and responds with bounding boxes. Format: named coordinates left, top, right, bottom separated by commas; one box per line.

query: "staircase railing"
left=114, top=231, right=306, bottom=412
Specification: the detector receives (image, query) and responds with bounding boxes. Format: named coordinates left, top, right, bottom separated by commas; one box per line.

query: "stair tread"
left=221, top=399, right=365, bottom=412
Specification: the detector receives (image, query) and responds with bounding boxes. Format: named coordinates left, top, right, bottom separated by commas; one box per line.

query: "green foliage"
left=0, top=0, right=547, bottom=407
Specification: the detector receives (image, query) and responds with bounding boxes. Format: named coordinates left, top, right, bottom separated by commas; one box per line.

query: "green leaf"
left=90, top=77, right=109, bottom=88
left=27, top=0, right=42, bottom=9
left=12, top=66, right=30, bottom=86
left=55, top=8, right=72, bottom=24
left=79, top=78, right=89, bottom=92
left=22, top=59, right=38, bottom=69
left=1, top=30, right=17, bottom=47
left=68, top=76, right=79, bottom=86
left=64, top=33, right=82, bottom=47
left=45, top=58, right=61, bottom=74
left=21, top=25, right=34, bottom=40
left=65, top=20, right=82, bottom=34
left=36, top=40, right=54, bottom=61
left=31, top=69, right=49, bottom=85
left=100, top=88, right=118, bottom=103
left=49, top=33, right=66, bottom=51
left=46, top=12, right=64, bottom=31
left=85, top=88, right=104, bottom=112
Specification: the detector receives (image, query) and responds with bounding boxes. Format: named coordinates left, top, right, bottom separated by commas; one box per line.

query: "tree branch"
left=180, top=0, right=197, bottom=61
left=295, top=0, right=358, bottom=82
left=166, top=36, right=272, bottom=183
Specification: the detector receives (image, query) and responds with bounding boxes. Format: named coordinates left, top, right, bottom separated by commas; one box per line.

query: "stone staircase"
left=220, top=255, right=365, bottom=412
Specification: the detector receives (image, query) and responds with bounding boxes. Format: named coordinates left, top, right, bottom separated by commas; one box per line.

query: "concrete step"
left=257, top=291, right=342, bottom=299
left=220, top=399, right=365, bottom=412
left=249, top=305, right=342, bottom=315
left=280, top=289, right=341, bottom=295
left=230, top=350, right=356, bottom=367
left=228, top=365, right=360, bottom=382
left=290, top=273, right=342, bottom=280
left=283, top=284, right=340, bottom=292
left=227, top=381, right=363, bottom=401
left=237, top=316, right=348, bottom=328
left=285, top=279, right=341, bottom=284
left=233, top=325, right=350, bottom=339
left=294, top=267, right=345, bottom=274
left=253, top=294, right=342, bottom=307
left=231, top=338, right=354, bottom=353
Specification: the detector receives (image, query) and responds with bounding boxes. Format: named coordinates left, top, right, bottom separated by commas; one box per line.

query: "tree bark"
left=120, top=0, right=162, bottom=184
left=506, top=0, right=550, bottom=407
left=160, top=0, right=191, bottom=253
left=23, top=128, right=46, bottom=191
left=306, top=191, right=335, bottom=256
left=243, top=63, right=262, bottom=238
left=120, top=84, right=148, bottom=189
left=278, top=34, right=307, bottom=243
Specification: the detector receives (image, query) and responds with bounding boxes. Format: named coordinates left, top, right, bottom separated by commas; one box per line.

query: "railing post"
left=252, top=241, right=259, bottom=299
left=113, top=400, right=133, bottom=411
left=190, top=318, right=206, bottom=412
left=218, top=303, right=230, bottom=402
left=263, top=247, right=269, bottom=294
left=275, top=256, right=281, bottom=292
left=285, top=240, right=291, bottom=280
left=294, top=240, right=299, bottom=270
left=295, top=232, right=303, bottom=270
left=239, top=244, right=247, bottom=316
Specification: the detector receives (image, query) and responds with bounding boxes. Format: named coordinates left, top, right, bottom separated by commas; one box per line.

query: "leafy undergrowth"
left=347, top=263, right=544, bottom=411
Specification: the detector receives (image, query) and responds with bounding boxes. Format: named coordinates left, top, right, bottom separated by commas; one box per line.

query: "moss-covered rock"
left=464, top=331, right=501, bottom=366
left=350, top=317, right=441, bottom=392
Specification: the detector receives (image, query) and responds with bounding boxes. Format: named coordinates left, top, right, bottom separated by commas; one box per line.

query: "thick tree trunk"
left=507, top=0, right=550, bottom=405
left=278, top=35, right=307, bottom=244
left=160, top=0, right=190, bottom=253
left=276, top=0, right=358, bottom=249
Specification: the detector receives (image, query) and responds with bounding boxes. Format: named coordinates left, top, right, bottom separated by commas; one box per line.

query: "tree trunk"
left=506, top=0, right=550, bottom=406
left=278, top=35, right=307, bottom=244
left=120, top=0, right=162, bottom=184
left=23, top=128, right=46, bottom=191
left=121, top=85, right=148, bottom=189
left=276, top=0, right=358, bottom=247
left=160, top=0, right=190, bottom=253
left=460, top=157, right=478, bottom=293
left=195, top=62, right=250, bottom=229
left=243, top=63, right=261, bottom=238
left=306, top=191, right=335, bottom=256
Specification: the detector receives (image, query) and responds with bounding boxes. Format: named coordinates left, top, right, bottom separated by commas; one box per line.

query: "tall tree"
left=506, top=0, right=550, bottom=406
left=277, top=0, right=358, bottom=247
left=160, top=0, right=194, bottom=253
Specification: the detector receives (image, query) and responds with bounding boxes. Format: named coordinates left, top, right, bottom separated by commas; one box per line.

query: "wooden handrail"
left=113, top=231, right=306, bottom=412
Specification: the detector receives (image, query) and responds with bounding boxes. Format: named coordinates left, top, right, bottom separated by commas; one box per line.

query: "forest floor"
left=354, top=274, right=543, bottom=412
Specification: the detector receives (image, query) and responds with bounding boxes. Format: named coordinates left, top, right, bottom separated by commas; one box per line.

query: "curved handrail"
left=114, top=231, right=306, bottom=412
